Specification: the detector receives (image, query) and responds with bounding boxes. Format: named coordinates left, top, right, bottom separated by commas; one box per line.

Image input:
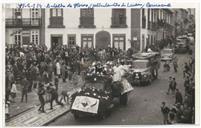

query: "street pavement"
left=6, top=74, right=83, bottom=126
left=48, top=53, right=192, bottom=125
left=6, top=52, right=194, bottom=126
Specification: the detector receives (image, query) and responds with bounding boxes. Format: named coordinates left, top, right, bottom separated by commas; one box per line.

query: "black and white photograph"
left=2, top=1, right=199, bottom=127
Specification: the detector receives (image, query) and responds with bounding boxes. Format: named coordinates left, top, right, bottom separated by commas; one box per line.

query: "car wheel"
left=73, top=111, right=80, bottom=120
left=97, top=112, right=107, bottom=120
left=120, top=93, right=128, bottom=106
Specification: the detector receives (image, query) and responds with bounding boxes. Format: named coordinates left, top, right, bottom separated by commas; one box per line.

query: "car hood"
left=161, top=53, right=173, bottom=56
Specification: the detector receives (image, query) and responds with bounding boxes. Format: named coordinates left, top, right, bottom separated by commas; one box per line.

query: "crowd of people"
left=5, top=44, right=127, bottom=118
left=5, top=39, right=195, bottom=124
left=161, top=56, right=195, bottom=124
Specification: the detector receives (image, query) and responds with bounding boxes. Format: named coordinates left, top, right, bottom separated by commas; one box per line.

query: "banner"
left=71, top=96, right=100, bottom=114
left=121, top=78, right=134, bottom=95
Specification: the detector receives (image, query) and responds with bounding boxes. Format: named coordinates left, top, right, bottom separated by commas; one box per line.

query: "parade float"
left=70, top=61, right=133, bottom=120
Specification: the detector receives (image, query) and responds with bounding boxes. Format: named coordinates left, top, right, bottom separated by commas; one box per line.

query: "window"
left=13, top=9, right=22, bottom=19
left=79, top=9, right=95, bottom=28
left=50, top=9, right=63, bottom=17
left=81, top=34, right=93, bottom=48
left=31, top=9, right=39, bottom=18
left=111, top=9, right=127, bottom=28
left=148, top=9, right=150, bottom=29
left=49, top=9, right=65, bottom=28
left=113, top=34, right=125, bottom=50
left=22, top=31, right=30, bottom=45
left=142, top=34, right=145, bottom=50
left=31, top=9, right=40, bottom=26
left=142, top=9, right=146, bottom=28
left=68, top=34, right=76, bottom=47
left=31, top=30, right=39, bottom=45
left=14, top=32, right=21, bottom=46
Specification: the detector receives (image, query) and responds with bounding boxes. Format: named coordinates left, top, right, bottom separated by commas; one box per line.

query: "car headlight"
left=143, top=74, right=147, bottom=78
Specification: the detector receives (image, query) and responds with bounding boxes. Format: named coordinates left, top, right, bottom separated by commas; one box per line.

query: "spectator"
left=61, top=62, right=66, bottom=82
left=167, top=76, right=173, bottom=95
left=173, top=59, right=178, bottom=73
left=48, top=83, right=63, bottom=110
left=10, top=81, right=18, bottom=103
left=37, top=83, right=46, bottom=113
left=5, top=101, right=10, bottom=121
left=175, top=89, right=183, bottom=105
left=54, top=75, right=59, bottom=91
left=168, top=108, right=177, bottom=124
left=47, top=61, right=54, bottom=82
left=183, top=63, right=191, bottom=78
left=21, top=77, right=29, bottom=103
left=172, top=78, right=177, bottom=94
left=161, top=102, right=170, bottom=124
left=56, top=61, right=61, bottom=78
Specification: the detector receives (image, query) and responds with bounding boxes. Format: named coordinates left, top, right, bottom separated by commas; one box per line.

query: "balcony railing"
left=79, top=17, right=95, bottom=28
left=111, top=16, right=127, bottom=28
left=6, top=18, right=41, bottom=28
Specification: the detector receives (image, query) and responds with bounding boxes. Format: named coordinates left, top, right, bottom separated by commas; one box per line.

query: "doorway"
left=51, top=35, right=63, bottom=49
left=95, top=31, right=111, bottom=50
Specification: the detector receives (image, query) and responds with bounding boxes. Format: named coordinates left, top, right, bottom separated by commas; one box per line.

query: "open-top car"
left=70, top=70, right=133, bottom=120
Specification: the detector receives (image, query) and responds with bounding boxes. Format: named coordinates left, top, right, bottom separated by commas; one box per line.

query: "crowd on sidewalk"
left=161, top=55, right=195, bottom=124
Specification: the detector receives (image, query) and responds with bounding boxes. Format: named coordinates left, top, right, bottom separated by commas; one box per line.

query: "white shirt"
left=112, top=66, right=121, bottom=82
left=11, top=83, right=18, bottom=93
left=147, top=48, right=152, bottom=52
left=118, top=65, right=127, bottom=77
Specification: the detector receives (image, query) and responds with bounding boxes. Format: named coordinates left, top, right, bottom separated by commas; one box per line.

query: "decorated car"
left=70, top=62, right=133, bottom=120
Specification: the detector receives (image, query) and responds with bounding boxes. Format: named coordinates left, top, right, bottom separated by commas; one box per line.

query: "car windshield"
left=162, top=49, right=172, bottom=54
left=84, top=82, right=105, bottom=90
left=133, top=61, right=148, bottom=69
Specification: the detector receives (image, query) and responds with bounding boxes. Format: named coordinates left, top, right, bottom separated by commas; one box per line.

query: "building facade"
left=5, top=7, right=45, bottom=48
left=131, top=9, right=174, bottom=51
left=5, top=7, right=177, bottom=51
left=174, top=9, right=189, bottom=36
left=44, top=8, right=131, bottom=50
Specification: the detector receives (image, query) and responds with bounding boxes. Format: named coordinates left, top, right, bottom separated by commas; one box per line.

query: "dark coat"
left=175, top=91, right=183, bottom=104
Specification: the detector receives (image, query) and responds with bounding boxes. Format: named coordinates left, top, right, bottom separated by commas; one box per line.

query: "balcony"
left=79, top=17, right=96, bottom=28
left=48, top=17, right=65, bottom=28
left=111, top=16, right=127, bottom=28
left=157, top=19, right=174, bottom=30
left=6, top=18, right=41, bottom=28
